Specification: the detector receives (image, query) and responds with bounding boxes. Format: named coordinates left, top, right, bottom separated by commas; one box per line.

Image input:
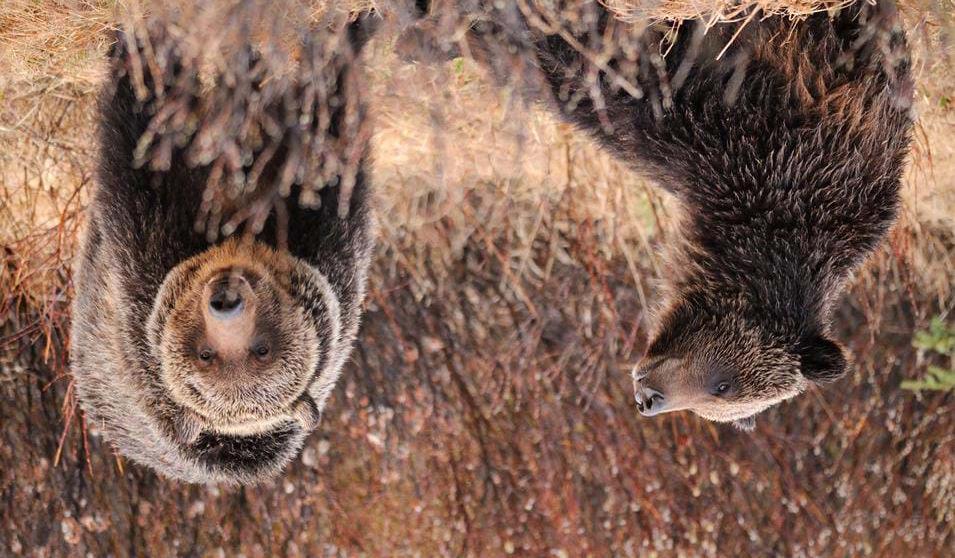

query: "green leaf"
left=901, top=366, right=955, bottom=391
left=912, top=317, right=955, bottom=354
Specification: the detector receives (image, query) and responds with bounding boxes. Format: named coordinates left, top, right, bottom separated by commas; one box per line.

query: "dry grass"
left=605, top=0, right=846, bottom=21
left=1, top=0, right=953, bottom=556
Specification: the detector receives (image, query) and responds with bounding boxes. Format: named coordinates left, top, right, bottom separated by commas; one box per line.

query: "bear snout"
left=201, top=271, right=259, bottom=361
left=634, top=385, right=667, bottom=416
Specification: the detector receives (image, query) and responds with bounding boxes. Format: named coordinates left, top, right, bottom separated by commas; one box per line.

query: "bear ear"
left=797, top=334, right=847, bottom=384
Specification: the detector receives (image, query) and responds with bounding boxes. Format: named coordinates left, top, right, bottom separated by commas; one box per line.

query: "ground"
left=0, top=1, right=953, bottom=556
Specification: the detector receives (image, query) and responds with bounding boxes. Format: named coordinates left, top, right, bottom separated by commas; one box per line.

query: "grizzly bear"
left=70, top=21, right=375, bottom=483
left=407, top=0, right=914, bottom=430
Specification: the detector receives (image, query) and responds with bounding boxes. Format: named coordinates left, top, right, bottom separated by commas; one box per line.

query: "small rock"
left=187, top=501, right=205, bottom=518
left=61, top=518, right=81, bottom=545
left=422, top=336, right=444, bottom=353
left=301, top=447, right=317, bottom=468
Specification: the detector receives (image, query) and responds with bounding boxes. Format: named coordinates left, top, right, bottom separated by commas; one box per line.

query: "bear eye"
left=253, top=344, right=270, bottom=358
left=713, top=381, right=732, bottom=396
left=198, top=349, right=214, bottom=362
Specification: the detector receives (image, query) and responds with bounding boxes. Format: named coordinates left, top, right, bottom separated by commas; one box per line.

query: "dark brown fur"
left=410, top=0, right=915, bottom=427
left=535, top=2, right=914, bottom=426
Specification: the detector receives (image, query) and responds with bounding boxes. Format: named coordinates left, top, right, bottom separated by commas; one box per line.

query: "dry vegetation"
left=1, top=0, right=953, bottom=556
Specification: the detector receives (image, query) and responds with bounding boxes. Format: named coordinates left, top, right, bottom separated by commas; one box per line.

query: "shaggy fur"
left=530, top=1, right=914, bottom=427
left=71, top=23, right=375, bottom=483
left=411, top=0, right=915, bottom=427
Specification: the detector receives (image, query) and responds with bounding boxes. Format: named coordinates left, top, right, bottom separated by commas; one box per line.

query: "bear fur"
left=529, top=1, right=915, bottom=427
left=409, top=0, right=915, bottom=428
left=70, top=21, right=375, bottom=483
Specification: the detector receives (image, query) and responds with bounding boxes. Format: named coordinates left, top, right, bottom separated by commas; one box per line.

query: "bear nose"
left=634, top=387, right=666, bottom=416
left=208, top=278, right=247, bottom=319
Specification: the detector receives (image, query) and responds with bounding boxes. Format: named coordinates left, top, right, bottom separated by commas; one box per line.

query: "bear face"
left=74, top=232, right=342, bottom=483
left=147, top=240, right=329, bottom=436
left=632, top=296, right=846, bottom=430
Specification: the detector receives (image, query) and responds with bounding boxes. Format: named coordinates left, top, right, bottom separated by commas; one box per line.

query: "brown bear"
left=70, top=20, right=376, bottom=483
left=407, top=0, right=915, bottom=430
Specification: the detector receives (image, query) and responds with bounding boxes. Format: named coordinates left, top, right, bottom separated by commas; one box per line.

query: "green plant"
left=902, top=317, right=955, bottom=391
